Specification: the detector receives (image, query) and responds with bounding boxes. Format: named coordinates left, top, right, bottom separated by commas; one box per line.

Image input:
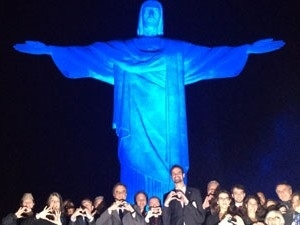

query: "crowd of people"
left=2, top=165, right=299, bottom=225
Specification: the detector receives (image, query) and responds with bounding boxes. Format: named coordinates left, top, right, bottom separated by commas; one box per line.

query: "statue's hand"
left=247, top=38, right=285, bottom=54
left=13, top=40, right=51, bottom=55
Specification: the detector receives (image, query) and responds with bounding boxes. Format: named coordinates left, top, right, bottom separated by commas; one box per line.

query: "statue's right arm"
left=14, top=40, right=115, bottom=84
left=13, top=41, right=52, bottom=55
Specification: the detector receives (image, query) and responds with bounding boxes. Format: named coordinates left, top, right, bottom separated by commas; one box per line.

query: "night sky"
left=1, top=0, right=300, bottom=217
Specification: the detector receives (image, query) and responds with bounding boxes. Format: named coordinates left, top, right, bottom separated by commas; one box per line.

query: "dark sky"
left=1, top=0, right=300, bottom=216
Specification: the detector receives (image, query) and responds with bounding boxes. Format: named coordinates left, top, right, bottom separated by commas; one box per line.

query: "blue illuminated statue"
left=14, top=0, right=285, bottom=202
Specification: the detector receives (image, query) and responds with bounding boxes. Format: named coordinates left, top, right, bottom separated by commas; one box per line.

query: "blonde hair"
left=265, top=210, right=285, bottom=225
left=21, top=193, right=34, bottom=202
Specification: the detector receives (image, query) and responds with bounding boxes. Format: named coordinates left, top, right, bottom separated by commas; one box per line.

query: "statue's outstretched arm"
left=13, top=40, right=52, bottom=55
left=247, top=38, right=285, bottom=54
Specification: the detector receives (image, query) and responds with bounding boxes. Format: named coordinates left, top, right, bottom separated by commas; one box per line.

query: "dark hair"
left=112, top=182, right=127, bottom=194
left=169, top=164, right=184, bottom=174
left=47, top=192, right=64, bottom=213
left=210, top=189, right=235, bottom=217
left=63, top=199, right=75, bottom=210
left=148, top=196, right=162, bottom=206
left=275, top=182, right=292, bottom=190
left=244, top=195, right=266, bottom=220
left=231, top=184, right=246, bottom=193
left=134, top=191, right=148, bottom=204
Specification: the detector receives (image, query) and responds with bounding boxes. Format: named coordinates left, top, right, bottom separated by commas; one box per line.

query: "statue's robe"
left=49, top=37, right=249, bottom=201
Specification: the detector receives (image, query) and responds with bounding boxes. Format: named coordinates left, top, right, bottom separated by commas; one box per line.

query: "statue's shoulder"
left=90, top=39, right=128, bottom=49
left=163, top=38, right=194, bottom=49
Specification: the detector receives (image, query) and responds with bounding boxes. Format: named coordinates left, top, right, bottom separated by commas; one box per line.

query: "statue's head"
left=137, top=0, right=164, bottom=36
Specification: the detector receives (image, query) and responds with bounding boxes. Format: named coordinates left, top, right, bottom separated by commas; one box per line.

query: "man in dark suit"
left=162, top=165, right=205, bottom=225
left=69, top=198, right=95, bottom=225
left=96, top=183, right=136, bottom=225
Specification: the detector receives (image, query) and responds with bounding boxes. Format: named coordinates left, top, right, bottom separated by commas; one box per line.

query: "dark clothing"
left=96, top=209, right=134, bottom=225
left=1, top=214, right=35, bottom=225
left=123, top=205, right=147, bottom=225
left=163, top=187, right=205, bottom=225
left=279, top=200, right=293, bottom=225
left=30, top=215, right=67, bottom=225
left=96, top=210, right=123, bottom=225
left=283, top=212, right=294, bottom=225
left=93, top=205, right=107, bottom=221
left=148, top=217, right=163, bottom=225
left=242, top=216, right=265, bottom=225
left=204, top=213, right=219, bottom=225
left=69, top=217, right=95, bottom=225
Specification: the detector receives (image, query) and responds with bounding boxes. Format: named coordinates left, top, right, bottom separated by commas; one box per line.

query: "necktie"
left=119, top=209, right=123, bottom=220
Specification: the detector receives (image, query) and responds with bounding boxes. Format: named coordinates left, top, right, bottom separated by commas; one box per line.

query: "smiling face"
left=21, top=196, right=35, bottom=213
left=81, top=199, right=94, bottom=212
left=135, top=193, right=147, bottom=211
left=149, top=197, right=160, bottom=208
left=232, top=187, right=246, bottom=203
left=217, top=192, right=231, bottom=211
left=246, top=198, right=259, bottom=214
left=276, top=184, right=292, bottom=202
left=113, top=184, right=127, bottom=201
left=48, top=195, right=61, bottom=211
left=171, top=167, right=185, bottom=184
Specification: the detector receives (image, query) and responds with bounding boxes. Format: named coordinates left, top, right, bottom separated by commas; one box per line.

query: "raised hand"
left=15, top=207, right=29, bottom=218
left=13, top=40, right=51, bottom=55
left=247, top=38, right=285, bottom=54
left=163, top=191, right=178, bottom=207
left=52, top=210, right=62, bottom=225
left=71, top=207, right=86, bottom=220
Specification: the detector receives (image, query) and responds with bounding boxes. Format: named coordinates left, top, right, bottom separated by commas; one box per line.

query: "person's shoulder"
left=163, top=191, right=171, bottom=201
left=35, top=219, right=57, bottom=225
left=186, top=186, right=201, bottom=192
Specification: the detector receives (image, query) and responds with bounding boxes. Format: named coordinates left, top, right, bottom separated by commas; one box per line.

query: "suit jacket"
left=96, top=209, right=134, bottom=225
left=163, top=187, right=205, bottom=225
left=122, top=205, right=147, bottom=225
left=1, top=213, right=35, bottom=225
left=204, top=213, right=219, bottom=225
left=148, top=216, right=163, bottom=225
left=283, top=212, right=294, bottom=225
left=69, top=216, right=95, bottom=225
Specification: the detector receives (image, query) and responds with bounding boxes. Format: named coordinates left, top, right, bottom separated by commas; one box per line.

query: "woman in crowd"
left=205, top=190, right=244, bottom=225
left=2, top=193, right=36, bottom=225
left=134, top=191, right=148, bottom=218
left=34, top=192, right=66, bottom=225
left=145, top=197, right=163, bottom=225
left=242, top=195, right=266, bottom=225
left=264, top=210, right=285, bottom=225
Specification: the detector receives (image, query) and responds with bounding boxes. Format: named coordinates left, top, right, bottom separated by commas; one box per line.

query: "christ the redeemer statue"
left=14, top=0, right=285, bottom=201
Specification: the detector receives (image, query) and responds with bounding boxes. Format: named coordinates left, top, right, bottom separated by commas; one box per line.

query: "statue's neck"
left=134, top=36, right=164, bottom=52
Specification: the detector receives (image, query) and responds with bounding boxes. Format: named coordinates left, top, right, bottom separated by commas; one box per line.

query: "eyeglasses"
left=149, top=206, right=161, bottom=209
left=266, top=216, right=281, bottom=221
left=218, top=197, right=230, bottom=201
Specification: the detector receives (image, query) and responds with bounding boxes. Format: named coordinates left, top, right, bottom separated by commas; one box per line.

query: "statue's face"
left=137, top=0, right=163, bottom=36
left=142, top=5, right=161, bottom=34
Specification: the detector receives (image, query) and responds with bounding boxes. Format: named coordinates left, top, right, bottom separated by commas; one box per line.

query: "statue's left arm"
left=246, top=38, right=285, bottom=54
left=183, top=38, right=285, bottom=84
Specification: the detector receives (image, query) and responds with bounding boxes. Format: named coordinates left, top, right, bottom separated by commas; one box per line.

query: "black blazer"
left=162, top=187, right=205, bottom=225
left=96, top=209, right=125, bottom=225
left=69, top=216, right=96, bottom=225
